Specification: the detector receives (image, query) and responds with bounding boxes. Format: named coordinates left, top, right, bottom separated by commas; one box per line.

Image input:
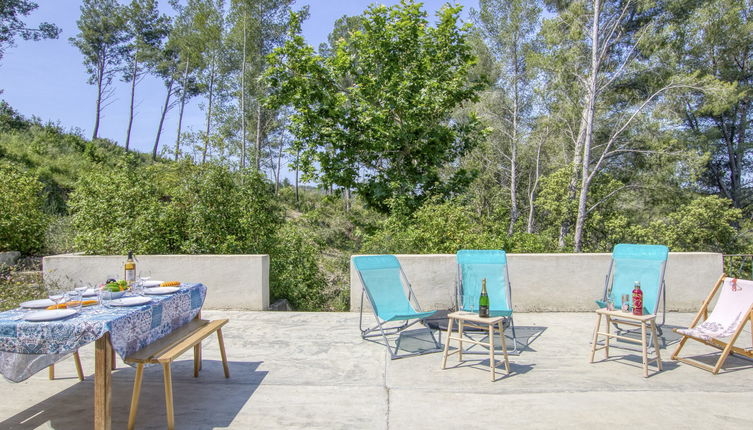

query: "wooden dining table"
left=0, top=283, right=207, bottom=429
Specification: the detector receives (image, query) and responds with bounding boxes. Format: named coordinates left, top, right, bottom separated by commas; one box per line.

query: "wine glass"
left=48, top=286, right=66, bottom=308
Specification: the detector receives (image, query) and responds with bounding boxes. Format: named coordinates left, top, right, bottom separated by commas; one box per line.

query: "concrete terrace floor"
left=1, top=311, right=753, bottom=429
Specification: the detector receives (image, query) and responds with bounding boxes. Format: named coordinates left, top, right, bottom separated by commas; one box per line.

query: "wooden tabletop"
left=595, top=308, right=656, bottom=322
left=447, top=311, right=505, bottom=325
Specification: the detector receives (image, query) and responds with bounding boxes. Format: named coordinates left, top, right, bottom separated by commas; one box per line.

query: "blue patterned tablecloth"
left=0, top=283, right=206, bottom=382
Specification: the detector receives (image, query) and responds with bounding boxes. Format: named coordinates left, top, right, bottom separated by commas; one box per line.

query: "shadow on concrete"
left=442, top=358, right=536, bottom=380
left=0, top=360, right=267, bottom=429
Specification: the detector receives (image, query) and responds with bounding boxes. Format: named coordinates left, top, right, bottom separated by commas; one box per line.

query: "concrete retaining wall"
left=43, top=254, right=269, bottom=310
left=350, top=253, right=723, bottom=312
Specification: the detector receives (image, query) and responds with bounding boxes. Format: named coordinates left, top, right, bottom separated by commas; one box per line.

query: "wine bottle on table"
left=479, top=278, right=489, bottom=318
left=124, top=251, right=136, bottom=286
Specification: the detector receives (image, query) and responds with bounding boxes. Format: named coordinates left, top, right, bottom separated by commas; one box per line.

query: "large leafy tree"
left=266, top=0, right=485, bottom=213
left=0, top=0, right=60, bottom=63
left=70, top=0, right=129, bottom=140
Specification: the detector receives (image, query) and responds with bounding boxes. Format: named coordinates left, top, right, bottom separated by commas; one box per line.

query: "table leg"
left=605, top=315, right=611, bottom=359
left=441, top=317, right=454, bottom=369
left=458, top=320, right=464, bottom=362
left=498, top=320, right=510, bottom=375
left=488, top=323, right=495, bottom=381
left=651, top=321, right=662, bottom=371
left=589, top=313, right=602, bottom=363
left=641, top=321, right=648, bottom=378
left=95, top=333, right=113, bottom=430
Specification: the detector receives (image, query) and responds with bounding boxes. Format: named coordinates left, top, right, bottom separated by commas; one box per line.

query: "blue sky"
left=1, top=0, right=473, bottom=174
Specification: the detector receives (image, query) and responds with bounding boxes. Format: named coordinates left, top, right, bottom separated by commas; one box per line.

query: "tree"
left=266, top=1, right=485, bottom=213
left=471, top=0, right=540, bottom=234
left=0, top=0, right=60, bottom=63
left=161, top=0, right=205, bottom=161
left=657, top=0, right=753, bottom=217
left=227, top=0, right=297, bottom=170
left=70, top=0, right=128, bottom=140
left=122, top=0, right=170, bottom=153
left=538, top=0, right=711, bottom=251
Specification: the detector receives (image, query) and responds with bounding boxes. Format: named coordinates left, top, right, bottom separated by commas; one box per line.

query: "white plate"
left=143, top=287, right=179, bottom=295
left=19, top=299, right=55, bottom=309
left=24, top=309, right=78, bottom=321
left=142, top=280, right=164, bottom=288
left=109, top=297, right=153, bottom=307
left=81, top=289, right=99, bottom=297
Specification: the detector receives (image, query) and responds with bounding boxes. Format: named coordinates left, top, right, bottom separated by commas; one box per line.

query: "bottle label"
left=479, top=305, right=489, bottom=318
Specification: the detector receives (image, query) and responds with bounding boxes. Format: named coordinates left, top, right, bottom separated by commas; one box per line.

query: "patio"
left=1, top=310, right=752, bottom=429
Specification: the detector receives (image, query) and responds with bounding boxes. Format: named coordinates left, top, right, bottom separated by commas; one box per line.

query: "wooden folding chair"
left=672, top=275, right=753, bottom=374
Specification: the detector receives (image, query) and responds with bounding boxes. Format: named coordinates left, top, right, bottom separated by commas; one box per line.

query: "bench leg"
left=163, top=363, right=175, bottom=430
left=194, top=343, right=201, bottom=378
left=217, top=328, right=230, bottom=378
left=128, top=363, right=144, bottom=430
left=74, top=351, right=84, bottom=381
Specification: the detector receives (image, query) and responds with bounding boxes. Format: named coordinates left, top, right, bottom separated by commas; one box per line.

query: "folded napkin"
left=47, top=300, right=98, bottom=310
left=160, top=281, right=181, bottom=287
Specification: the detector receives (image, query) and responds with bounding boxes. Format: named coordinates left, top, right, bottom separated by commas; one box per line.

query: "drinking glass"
left=98, top=288, right=111, bottom=311
left=49, top=287, right=66, bottom=308
left=68, top=289, right=83, bottom=311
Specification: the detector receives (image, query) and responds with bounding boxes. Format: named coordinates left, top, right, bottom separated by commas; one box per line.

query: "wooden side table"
left=590, top=308, right=663, bottom=377
left=441, top=311, right=510, bottom=381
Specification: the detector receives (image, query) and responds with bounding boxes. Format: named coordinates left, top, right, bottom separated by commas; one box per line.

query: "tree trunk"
left=92, top=52, right=106, bottom=141
left=174, top=59, right=190, bottom=161
left=294, top=146, right=300, bottom=208
left=125, top=55, right=139, bottom=151
left=527, top=138, right=543, bottom=234
left=153, top=78, right=174, bottom=161
left=240, top=15, right=248, bottom=169
left=255, top=103, right=263, bottom=171
left=274, top=138, right=284, bottom=194
left=572, top=0, right=602, bottom=253
left=508, top=38, right=521, bottom=235
left=202, top=56, right=216, bottom=164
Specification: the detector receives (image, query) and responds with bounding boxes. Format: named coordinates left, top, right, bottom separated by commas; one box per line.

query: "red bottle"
left=632, top=281, right=643, bottom=316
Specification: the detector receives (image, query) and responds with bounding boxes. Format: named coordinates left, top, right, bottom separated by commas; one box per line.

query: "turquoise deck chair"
left=456, top=250, right=519, bottom=353
left=354, top=255, right=440, bottom=359
left=597, top=244, right=669, bottom=328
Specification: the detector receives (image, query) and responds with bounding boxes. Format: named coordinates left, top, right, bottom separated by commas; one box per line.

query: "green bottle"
left=479, top=278, right=489, bottom=318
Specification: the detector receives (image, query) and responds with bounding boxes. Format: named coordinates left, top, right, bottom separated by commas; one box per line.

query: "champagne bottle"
left=124, top=251, right=136, bottom=286
left=479, top=278, right=489, bottom=318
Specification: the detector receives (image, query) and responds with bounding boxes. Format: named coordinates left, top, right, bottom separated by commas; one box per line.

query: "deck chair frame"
left=355, top=256, right=441, bottom=360
left=671, top=274, right=753, bottom=374
left=456, top=250, right=520, bottom=354
left=599, top=245, right=669, bottom=343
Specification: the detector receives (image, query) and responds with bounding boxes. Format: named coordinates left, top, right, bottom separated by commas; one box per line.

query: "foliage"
left=362, top=198, right=498, bottom=254
left=633, top=195, right=744, bottom=253
left=69, top=161, right=281, bottom=255
left=0, top=163, right=49, bottom=254
left=270, top=222, right=328, bottom=311
left=0, top=0, right=60, bottom=63
left=266, top=1, right=486, bottom=213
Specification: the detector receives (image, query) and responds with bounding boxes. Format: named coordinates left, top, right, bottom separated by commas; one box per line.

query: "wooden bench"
left=125, top=318, right=229, bottom=430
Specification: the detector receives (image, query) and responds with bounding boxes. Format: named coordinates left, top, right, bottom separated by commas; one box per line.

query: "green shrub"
left=362, top=198, right=502, bottom=254
left=69, top=161, right=282, bottom=255
left=270, top=223, right=328, bottom=311
left=0, top=163, right=50, bottom=254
